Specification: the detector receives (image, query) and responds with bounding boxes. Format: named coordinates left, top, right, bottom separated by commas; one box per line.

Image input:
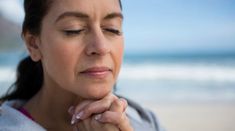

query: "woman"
left=0, top=0, right=164, bottom=131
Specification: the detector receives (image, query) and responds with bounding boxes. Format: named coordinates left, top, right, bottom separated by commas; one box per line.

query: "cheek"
left=40, top=35, right=84, bottom=87
left=116, top=45, right=124, bottom=66
left=42, top=43, right=76, bottom=71
left=40, top=30, right=83, bottom=70
left=43, top=48, right=73, bottom=84
left=113, top=39, right=124, bottom=78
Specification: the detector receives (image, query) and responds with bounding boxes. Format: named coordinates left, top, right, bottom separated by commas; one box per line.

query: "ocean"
left=1, top=52, right=235, bottom=104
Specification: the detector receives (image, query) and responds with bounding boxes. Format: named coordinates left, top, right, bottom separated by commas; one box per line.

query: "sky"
left=0, top=0, right=235, bottom=55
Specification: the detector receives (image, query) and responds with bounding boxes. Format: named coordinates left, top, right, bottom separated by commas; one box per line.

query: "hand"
left=73, top=114, right=119, bottom=131
left=94, top=97, right=133, bottom=131
left=68, top=93, right=133, bottom=131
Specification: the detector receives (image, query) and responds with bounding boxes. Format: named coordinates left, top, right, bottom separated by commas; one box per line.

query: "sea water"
left=116, top=54, right=235, bottom=104
left=1, top=52, right=235, bottom=104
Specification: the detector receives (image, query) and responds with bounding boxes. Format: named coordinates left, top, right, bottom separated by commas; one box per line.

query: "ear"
left=24, top=32, right=42, bottom=62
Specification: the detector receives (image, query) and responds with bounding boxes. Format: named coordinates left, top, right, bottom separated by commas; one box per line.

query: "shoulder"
left=120, top=96, right=165, bottom=131
left=0, top=100, right=46, bottom=131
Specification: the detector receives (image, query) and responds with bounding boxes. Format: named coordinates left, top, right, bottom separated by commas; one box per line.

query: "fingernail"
left=119, top=98, right=126, bottom=103
left=68, top=106, right=74, bottom=114
left=71, top=114, right=76, bottom=125
left=120, top=98, right=127, bottom=105
left=95, top=114, right=102, bottom=121
left=75, top=111, right=84, bottom=120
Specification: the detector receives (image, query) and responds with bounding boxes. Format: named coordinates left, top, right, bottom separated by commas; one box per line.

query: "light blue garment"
left=0, top=100, right=45, bottom=131
left=125, top=98, right=165, bottom=131
left=0, top=99, right=164, bottom=131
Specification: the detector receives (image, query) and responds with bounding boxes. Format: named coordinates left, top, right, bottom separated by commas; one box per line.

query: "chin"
left=89, top=91, right=110, bottom=100
left=80, top=84, right=114, bottom=100
left=75, top=83, right=113, bottom=100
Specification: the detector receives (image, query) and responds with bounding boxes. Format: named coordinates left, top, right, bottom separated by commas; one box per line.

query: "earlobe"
left=24, top=33, right=42, bottom=62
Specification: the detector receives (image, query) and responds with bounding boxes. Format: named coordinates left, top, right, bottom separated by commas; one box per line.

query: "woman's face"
left=35, top=0, right=123, bottom=99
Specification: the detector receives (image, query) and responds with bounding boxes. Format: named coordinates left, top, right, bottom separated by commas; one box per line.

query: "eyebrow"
left=55, top=11, right=123, bottom=23
left=55, top=12, right=89, bottom=23
left=104, top=12, right=123, bottom=20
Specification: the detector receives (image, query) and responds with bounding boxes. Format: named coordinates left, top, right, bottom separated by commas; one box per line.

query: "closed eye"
left=104, top=28, right=122, bottom=35
left=63, top=29, right=85, bottom=36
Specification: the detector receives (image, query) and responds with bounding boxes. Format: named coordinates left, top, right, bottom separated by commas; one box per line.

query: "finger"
left=73, top=100, right=93, bottom=114
left=109, top=99, right=123, bottom=113
left=75, top=116, right=119, bottom=131
left=74, top=93, right=118, bottom=120
left=110, top=98, right=128, bottom=113
left=119, top=98, right=128, bottom=112
left=91, top=115, right=120, bottom=131
left=95, top=111, right=133, bottom=131
left=74, top=117, right=91, bottom=131
left=68, top=106, right=75, bottom=115
left=74, top=97, right=127, bottom=125
left=70, top=100, right=93, bottom=125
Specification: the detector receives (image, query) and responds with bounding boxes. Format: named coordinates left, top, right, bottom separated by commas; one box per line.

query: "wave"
left=0, top=67, right=15, bottom=82
left=119, top=63, right=235, bottom=83
left=1, top=63, right=235, bottom=83
left=1, top=63, right=235, bottom=102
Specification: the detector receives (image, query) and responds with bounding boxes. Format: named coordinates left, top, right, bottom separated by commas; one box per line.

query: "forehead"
left=47, top=0, right=121, bottom=20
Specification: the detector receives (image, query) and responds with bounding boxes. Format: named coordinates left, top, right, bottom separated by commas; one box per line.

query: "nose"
left=85, top=27, right=111, bottom=56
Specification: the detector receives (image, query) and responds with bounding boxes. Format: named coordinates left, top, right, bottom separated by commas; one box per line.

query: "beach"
left=1, top=53, right=235, bottom=131
left=116, top=57, right=235, bottom=131
left=145, top=102, right=235, bottom=131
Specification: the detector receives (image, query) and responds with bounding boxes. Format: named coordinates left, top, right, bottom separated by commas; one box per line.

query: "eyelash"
left=103, top=28, right=122, bottom=35
left=63, top=29, right=85, bottom=36
left=63, top=28, right=122, bottom=36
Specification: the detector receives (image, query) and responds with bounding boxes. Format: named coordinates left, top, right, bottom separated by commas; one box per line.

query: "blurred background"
left=0, top=0, right=235, bottom=131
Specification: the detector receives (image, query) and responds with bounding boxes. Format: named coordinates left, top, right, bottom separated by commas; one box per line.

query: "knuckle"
left=103, top=115, right=113, bottom=122
left=100, top=112, right=111, bottom=123
left=107, top=93, right=118, bottom=101
left=101, top=99, right=111, bottom=109
left=115, top=99, right=123, bottom=107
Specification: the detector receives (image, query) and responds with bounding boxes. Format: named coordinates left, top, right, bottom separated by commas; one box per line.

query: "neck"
left=24, top=83, right=82, bottom=130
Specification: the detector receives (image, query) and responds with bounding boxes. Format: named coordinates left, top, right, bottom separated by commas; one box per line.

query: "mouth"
left=80, top=67, right=112, bottom=79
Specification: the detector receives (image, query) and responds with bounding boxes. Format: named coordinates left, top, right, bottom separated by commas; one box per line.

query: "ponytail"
left=1, top=56, right=43, bottom=101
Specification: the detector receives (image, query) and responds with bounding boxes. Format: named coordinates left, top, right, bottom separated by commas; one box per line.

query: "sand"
left=143, top=102, right=235, bottom=131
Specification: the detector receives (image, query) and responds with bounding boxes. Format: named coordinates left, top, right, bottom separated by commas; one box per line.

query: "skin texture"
left=35, top=0, right=123, bottom=100
left=23, top=0, right=133, bottom=131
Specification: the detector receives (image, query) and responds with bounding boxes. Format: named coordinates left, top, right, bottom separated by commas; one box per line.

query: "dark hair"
left=0, top=0, right=51, bottom=101
left=1, top=0, right=122, bottom=101
left=1, top=57, right=43, bottom=101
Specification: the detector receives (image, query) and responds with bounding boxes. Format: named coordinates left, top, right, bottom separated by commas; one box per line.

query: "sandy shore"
left=143, top=102, right=235, bottom=131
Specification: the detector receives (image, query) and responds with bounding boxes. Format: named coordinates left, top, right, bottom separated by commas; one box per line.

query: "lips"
left=80, top=67, right=112, bottom=78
